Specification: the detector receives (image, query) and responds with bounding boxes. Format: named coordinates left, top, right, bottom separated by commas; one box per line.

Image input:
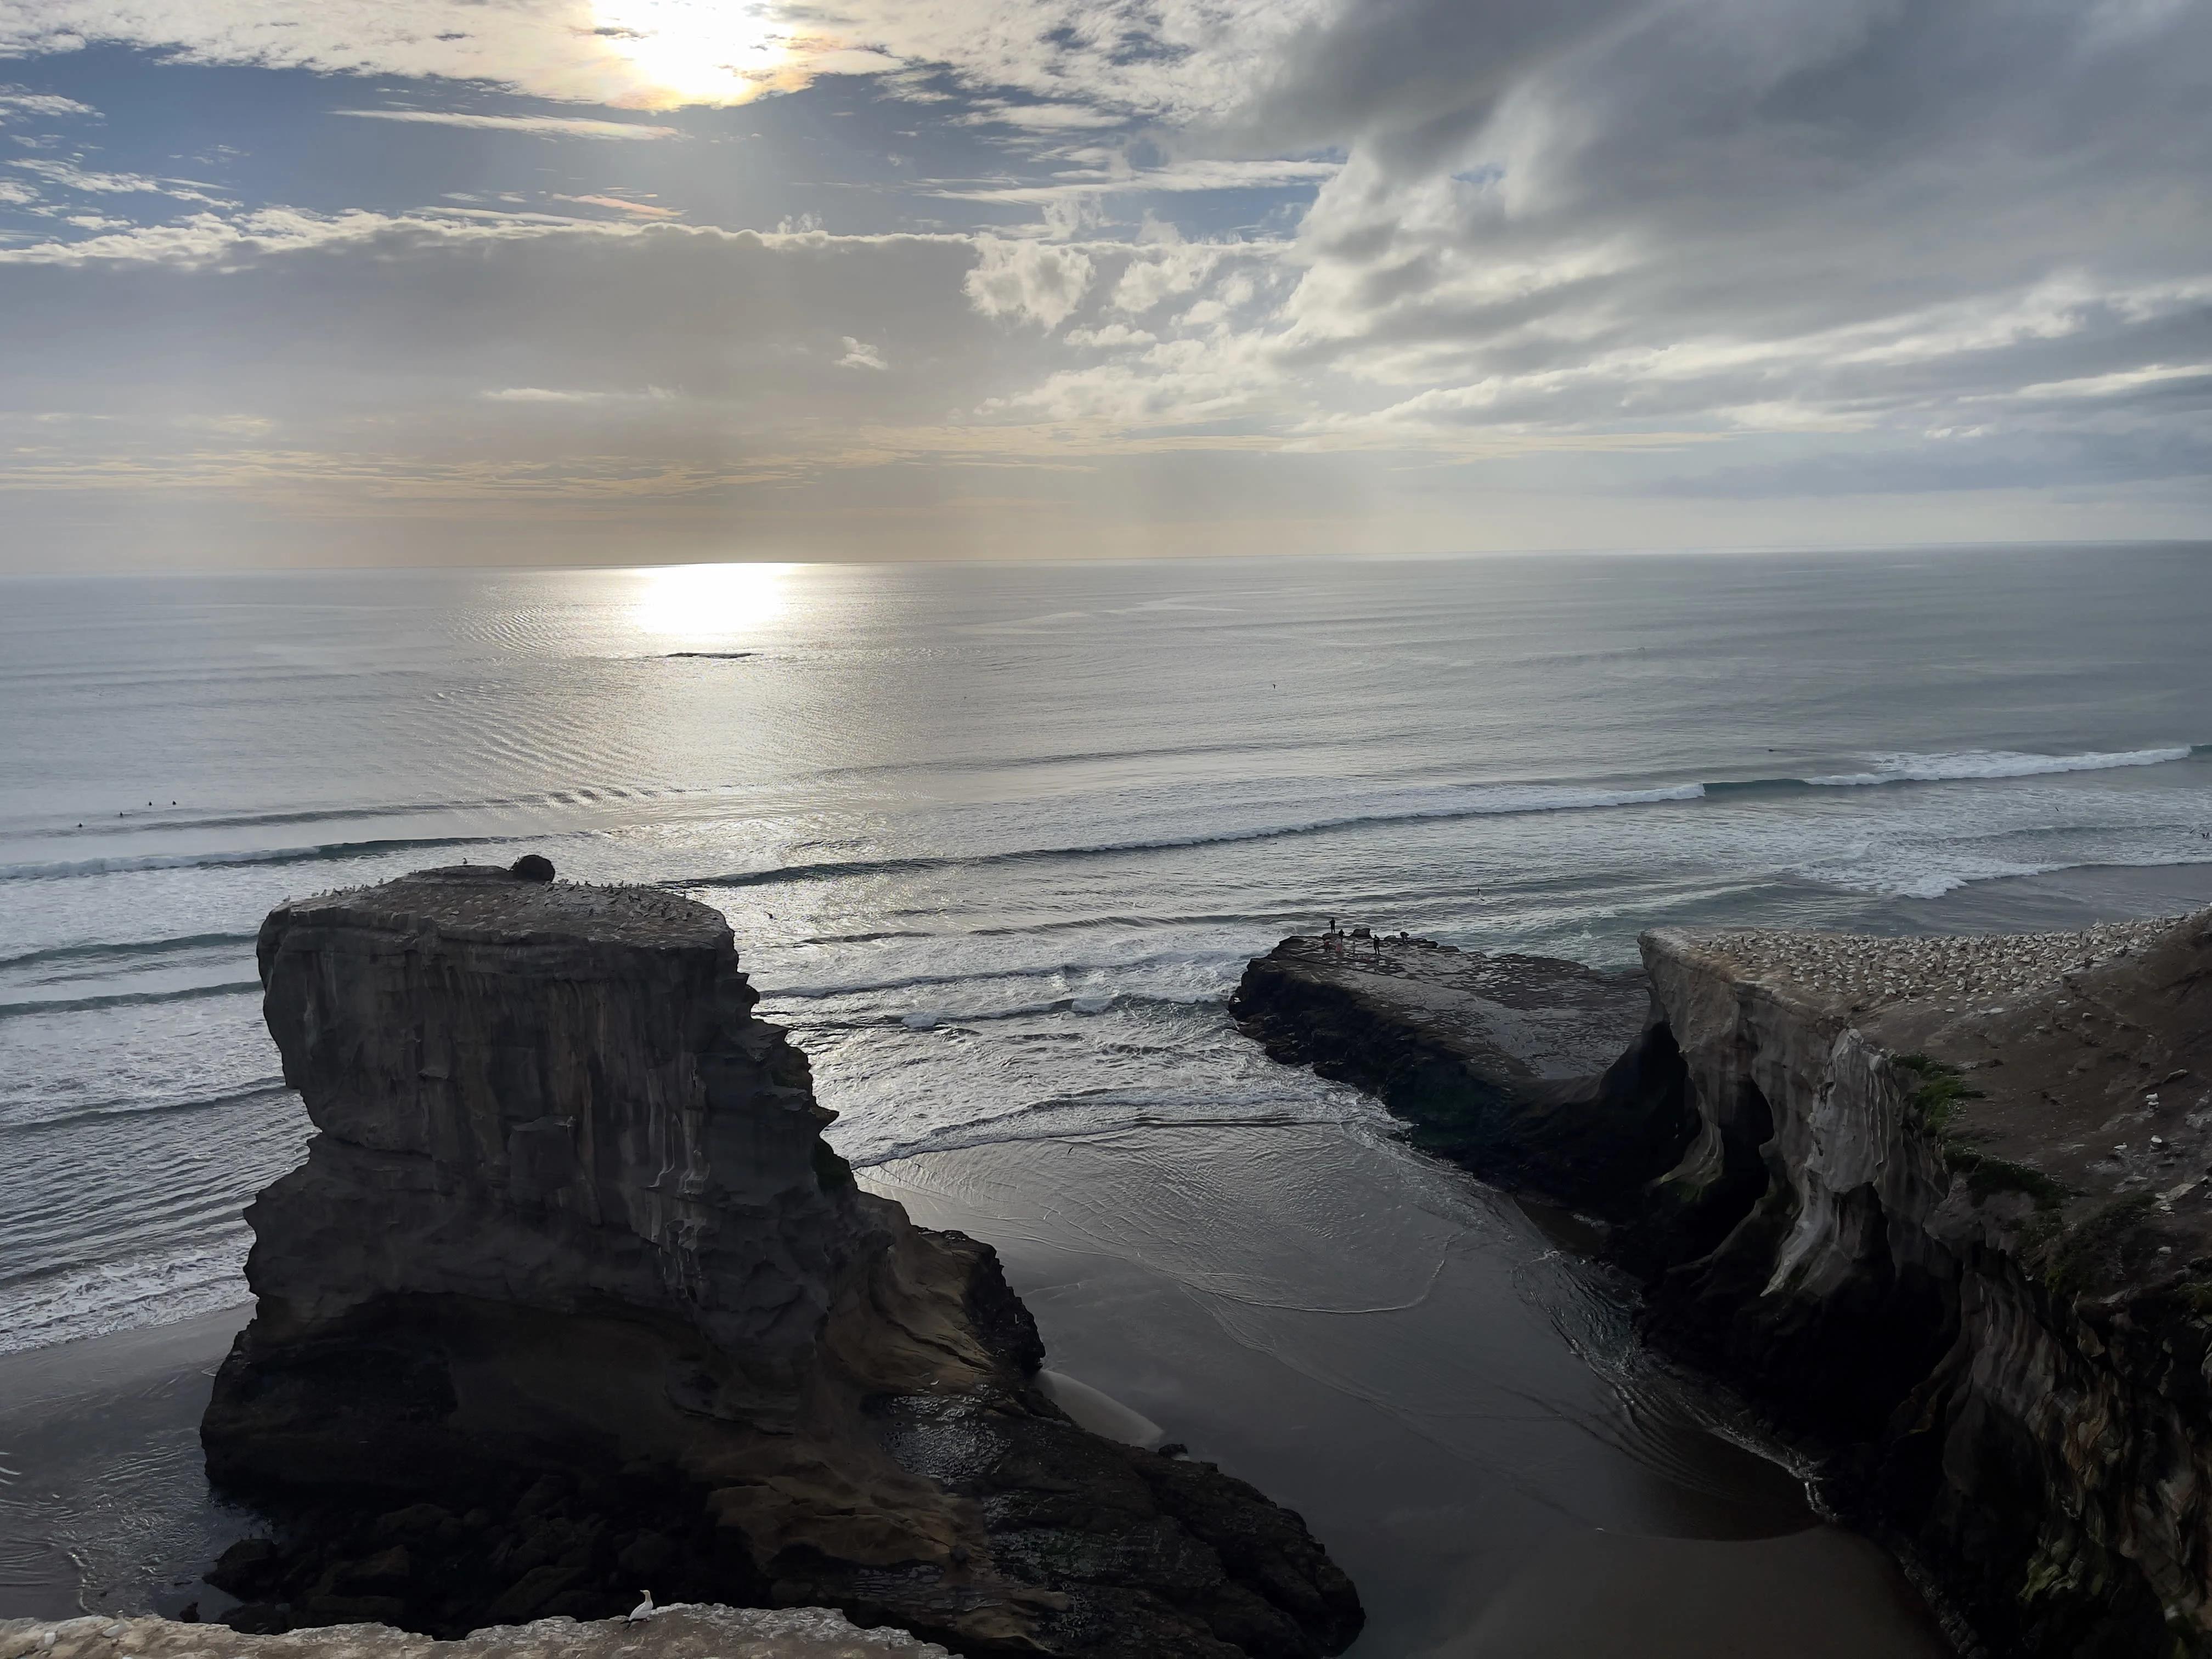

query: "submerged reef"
left=1233, top=911, right=2212, bottom=1657
left=199, top=866, right=1361, bottom=1659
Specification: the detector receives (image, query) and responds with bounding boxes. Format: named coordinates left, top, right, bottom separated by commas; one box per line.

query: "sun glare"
left=632, top=562, right=793, bottom=641
left=590, top=0, right=799, bottom=106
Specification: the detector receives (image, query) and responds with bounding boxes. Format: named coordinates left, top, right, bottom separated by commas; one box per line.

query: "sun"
left=590, top=0, right=798, bottom=106
left=631, top=562, right=793, bottom=642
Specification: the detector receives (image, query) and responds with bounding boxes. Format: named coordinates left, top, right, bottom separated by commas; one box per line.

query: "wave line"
left=680, top=784, right=1708, bottom=891
left=0, top=981, right=261, bottom=1019
left=0, top=836, right=504, bottom=883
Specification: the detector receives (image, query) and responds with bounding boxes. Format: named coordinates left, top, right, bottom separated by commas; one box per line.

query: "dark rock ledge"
left=195, top=866, right=1361, bottom=1659
left=1228, top=935, right=1692, bottom=1210
left=1231, top=915, right=2212, bottom=1659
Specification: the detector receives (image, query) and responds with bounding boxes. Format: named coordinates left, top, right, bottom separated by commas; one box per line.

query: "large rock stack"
left=202, top=867, right=1360, bottom=1659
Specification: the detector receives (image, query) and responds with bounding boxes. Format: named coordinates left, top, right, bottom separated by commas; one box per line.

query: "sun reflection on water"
left=631, top=561, right=793, bottom=642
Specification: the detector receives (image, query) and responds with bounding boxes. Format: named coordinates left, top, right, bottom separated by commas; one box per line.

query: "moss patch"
left=1892, top=1053, right=2064, bottom=1213
left=2042, top=1194, right=2160, bottom=1300
left=1894, top=1052, right=1985, bottom=1133
left=1946, top=1150, right=2074, bottom=1210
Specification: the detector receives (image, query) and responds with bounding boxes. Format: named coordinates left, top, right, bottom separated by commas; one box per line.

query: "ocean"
left=4, top=545, right=2211, bottom=1652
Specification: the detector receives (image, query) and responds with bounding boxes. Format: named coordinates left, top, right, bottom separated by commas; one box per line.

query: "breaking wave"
left=0, top=1239, right=255, bottom=1358
left=1801, top=746, right=2194, bottom=787
left=684, top=783, right=1709, bottom=890
left=3, top=1080, right=293, bottom=1136
left=0, top=836, right=505, bottom=882
left=0, top=932, right=258, bottom=973
left=0, top=981, right=262, bottom=1021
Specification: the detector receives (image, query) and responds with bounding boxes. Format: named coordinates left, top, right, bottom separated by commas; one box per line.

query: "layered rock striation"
left=202, top=867, right=1360, bottom=1659
left=1233, top=913, right=2212, bottom=1657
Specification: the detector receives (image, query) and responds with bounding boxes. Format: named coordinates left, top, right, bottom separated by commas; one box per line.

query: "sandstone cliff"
left=201, top=867, right=1360, bottom=1659
left=1637, top=914, right=2212, bottom=1659
left=1232, top=912, right=2212, bottom=1657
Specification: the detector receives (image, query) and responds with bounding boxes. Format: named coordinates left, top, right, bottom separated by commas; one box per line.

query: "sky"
left=0, top=0, right=2208, bottom=569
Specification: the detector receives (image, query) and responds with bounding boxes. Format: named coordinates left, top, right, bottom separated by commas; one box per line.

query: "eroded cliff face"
left=229, top=870, right=874, bottom=1412
left=1638, top=915, right=2212, bottom=1659
left=201, top=868, right=1360, bottom=1659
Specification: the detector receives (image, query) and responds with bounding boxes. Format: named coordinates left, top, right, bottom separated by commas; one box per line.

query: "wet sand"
left=869, top=1121, right=1952, bottom=1658
left=0, top=1309, right=252, bottom=1623
left=1442, top=1527, right=1948, bottom=1658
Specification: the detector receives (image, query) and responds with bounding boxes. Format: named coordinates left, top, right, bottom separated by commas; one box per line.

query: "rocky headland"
left=196, top=865, right=1361, bottom=1659
left=1227, top=935, right=1691, bottom=1208
left=1232, top=911, right=2212, bottom=1658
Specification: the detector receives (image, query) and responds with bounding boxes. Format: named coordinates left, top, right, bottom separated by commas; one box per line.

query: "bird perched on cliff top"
left=629, top=1591, right=654, bottom=1622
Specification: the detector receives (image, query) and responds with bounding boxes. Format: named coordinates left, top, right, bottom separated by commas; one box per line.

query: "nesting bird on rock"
left=628, top=1591, right=654, bottom=1622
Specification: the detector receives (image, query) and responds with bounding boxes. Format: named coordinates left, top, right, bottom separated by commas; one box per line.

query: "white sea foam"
left=1800, top=848, right=2212, bottom=902
left=1803, top=747, right=2191, bottom=788
left=0, top=1238, right=251, bottom=1357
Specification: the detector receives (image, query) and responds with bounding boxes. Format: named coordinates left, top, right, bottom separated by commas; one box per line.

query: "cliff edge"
left=201, top=867, right=1360, bottom=1659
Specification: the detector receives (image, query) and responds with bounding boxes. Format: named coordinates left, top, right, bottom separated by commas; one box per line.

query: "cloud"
left=1064, top=322, right=1155, bottom=348
left=9, top=157, right=234, bottom=205
left=1209, top=0, right=2212, bottom=461
left=333, top=110, right=681, bottom=139
left=964, top=236, right=1094, bottom=329
left=0, top=86, right=97, bottom=121
left=0, top=215, right=989, bottom=414
left=0, top=216, right=1054, bottom=561
left=478, top=386, right=678, bottom=403
left=1108, top=244, right=1232, bottom=314
left=0, top=204, right=622, bottom=266
left=959, top=101, right=1129, bottom=130
left=554, top=193, right=683, bottom=217
left=2006, top=363, right=2212, bottom=403
left=0, top=0, right=1352, bottom=123
left=933, top=158, right=1341, bottom=204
